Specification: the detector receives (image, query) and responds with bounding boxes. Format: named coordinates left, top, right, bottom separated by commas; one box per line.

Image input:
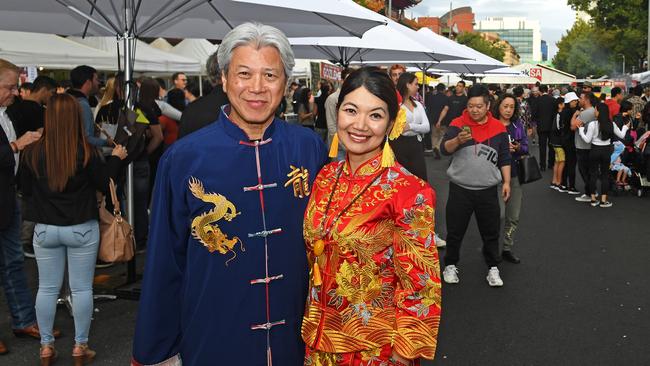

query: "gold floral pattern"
left=302, top=154, right=441, bottom=364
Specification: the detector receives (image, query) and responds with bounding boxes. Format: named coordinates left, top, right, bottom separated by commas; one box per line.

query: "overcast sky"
left=409, top=0, right=576, bottom=61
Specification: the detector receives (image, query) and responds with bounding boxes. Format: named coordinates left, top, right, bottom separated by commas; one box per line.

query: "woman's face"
left=498, top=97, right=516, bottom=121
left=407, top=78, right=419, bottom=97
left=337, top=86, right=391, bottom=161
left=569, top=100, right=578, bottom=109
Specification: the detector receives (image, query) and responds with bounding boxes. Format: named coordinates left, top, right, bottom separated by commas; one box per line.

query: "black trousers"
left=538, top=131, right=555, bottom=169
left=390, top=135, right=428, bottom=181
left=562, top=144, right=577, bottom=188
left=444, top=182, right=501, bottom=268
left=576, top=149, right=591, bottom=194
left=589, top=145, right=613, bottom=197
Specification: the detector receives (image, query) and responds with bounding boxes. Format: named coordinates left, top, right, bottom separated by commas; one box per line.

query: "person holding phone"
left=492, top=94, right=528, bottom=264
left=440, top=85, right=512, bottom=287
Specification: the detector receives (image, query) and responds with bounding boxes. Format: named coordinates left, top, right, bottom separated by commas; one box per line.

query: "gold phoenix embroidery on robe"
left=188, top=177, right=243, bottom=264
left=284, top=165, right=311, bottom=198
left=302, top=156, right=441, bottom=361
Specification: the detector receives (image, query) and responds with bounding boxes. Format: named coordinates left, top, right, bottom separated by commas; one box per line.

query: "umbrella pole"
left=199, top=74, right=203, bottom=96
left=123, top=17, right=137, bottom=286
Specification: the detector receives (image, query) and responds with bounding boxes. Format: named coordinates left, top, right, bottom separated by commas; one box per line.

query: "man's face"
left=87, top=73, right=100, bottom=96
left=467, top=96, right=489, bottom=123
left=174, top=74, right=187, bottom=89
left=390, top=68, right=404, bottom=85
left=20, top=88, right=31, bottom=98
left=455, top=83, right=464, bottom=95
left=0, top=71, right=19, bottom=107
left=222, top=45, right=286, bottom=128
left=38, top=88, right=56, bottom=105
left=579, top=94, right=589, bottom=108
left=582, top=86, right=592, bottom=93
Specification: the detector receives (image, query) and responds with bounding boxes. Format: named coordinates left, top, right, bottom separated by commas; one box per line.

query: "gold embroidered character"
left=285, top=165, right=311, bottom=198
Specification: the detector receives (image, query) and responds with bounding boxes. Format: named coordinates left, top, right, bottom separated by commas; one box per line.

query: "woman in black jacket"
left=21, top=93, right=127, bottom=365
left=560, top=92, right=580, bottom=194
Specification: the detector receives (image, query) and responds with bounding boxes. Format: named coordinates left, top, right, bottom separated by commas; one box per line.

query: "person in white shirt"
left=391, top=72, right=430, bottom=181
left=578, top=103, right=629, bottom=208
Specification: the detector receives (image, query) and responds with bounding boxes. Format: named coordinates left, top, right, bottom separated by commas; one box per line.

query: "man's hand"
left=435, top=121, right=441, bottom=129
left=502, top=182, right=511, bottom=202
left=14, top=130, right=42, bottom=151
left=456, top=130, right=472, bottom=144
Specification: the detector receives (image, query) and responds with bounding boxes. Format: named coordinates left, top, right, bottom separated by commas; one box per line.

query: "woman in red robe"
left=302, top=67, right=441, bottom=366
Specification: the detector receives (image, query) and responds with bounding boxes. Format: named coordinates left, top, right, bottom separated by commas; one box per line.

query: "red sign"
left=320, top=63, right=342, bottom=82
left=529, top=68, right=542, bottom=81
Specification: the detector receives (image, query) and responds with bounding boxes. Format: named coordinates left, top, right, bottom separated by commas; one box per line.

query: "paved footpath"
left=2, top=155, right=649, bottom=365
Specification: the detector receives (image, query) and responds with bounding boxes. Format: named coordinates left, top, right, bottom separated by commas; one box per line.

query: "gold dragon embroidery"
left=189, top=177, right=244, bottom=265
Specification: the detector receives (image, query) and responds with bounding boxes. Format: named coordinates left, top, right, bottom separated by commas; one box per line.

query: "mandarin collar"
left=342, top=152, right=383, bottom=179
left=219, top=104, right=278, bottom=142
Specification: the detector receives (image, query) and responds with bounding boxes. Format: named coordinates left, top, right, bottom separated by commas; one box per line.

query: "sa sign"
left=530, top=68, right=542, bottom=81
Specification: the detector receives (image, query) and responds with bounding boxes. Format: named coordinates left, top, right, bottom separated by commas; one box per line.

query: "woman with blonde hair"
left=20, top=93, right=127, bottom=365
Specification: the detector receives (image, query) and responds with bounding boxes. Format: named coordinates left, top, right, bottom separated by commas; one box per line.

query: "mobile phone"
left=462, top=126, right=471, bottom=134
left=508, top=135, right=513, bottom=143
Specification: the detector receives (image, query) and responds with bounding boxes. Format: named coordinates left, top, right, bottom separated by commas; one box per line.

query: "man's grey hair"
left=217, top=22, right=294, bottom=80
left=206, top=51, right=221, bottom=85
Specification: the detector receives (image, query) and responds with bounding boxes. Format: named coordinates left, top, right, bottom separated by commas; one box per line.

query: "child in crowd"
left=550, top=98, right=566, bottom=191
left=611, top=141, right=631, bottom=189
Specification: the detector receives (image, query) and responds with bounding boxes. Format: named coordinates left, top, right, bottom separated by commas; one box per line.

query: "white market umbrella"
left=0, top=30, right=116, bottom=70
left=416, top=28, right=506, bottom=74
left=290, top=8, right=473, bottom=66
left=0, top=0, right=385, bottom=39
left=68, top=36, right=201, bottom=73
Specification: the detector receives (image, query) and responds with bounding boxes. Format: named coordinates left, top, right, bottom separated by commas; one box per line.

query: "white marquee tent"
left=0, top=30, right=117, bottom=70
left=169, top=39, right=219, bottom=73
left=68, top=36, right=201, bottom=73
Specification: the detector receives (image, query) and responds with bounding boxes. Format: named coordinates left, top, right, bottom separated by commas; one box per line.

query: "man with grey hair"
left=133, top=23, right=327, bottom=366
left=178, top=51, right=229, bottom=138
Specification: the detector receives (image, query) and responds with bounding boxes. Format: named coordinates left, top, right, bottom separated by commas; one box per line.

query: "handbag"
left=518, top=155, right=543, bottom=184
left=98, top=179, right=135, bottom=263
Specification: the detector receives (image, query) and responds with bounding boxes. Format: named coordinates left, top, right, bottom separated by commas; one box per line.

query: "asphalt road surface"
left=2, top=152, right=649, bottom=365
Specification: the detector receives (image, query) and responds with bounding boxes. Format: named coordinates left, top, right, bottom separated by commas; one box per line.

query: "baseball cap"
left=564, top=92, right=579, bottom=104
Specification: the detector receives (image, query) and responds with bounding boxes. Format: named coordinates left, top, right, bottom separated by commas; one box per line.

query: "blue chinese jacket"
left=132, top=107, right=327, bottom=366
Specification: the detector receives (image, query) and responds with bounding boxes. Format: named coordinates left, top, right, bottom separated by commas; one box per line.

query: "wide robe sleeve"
left=132, top=148, right=189, bottom=365
left=391, top=186, right=441, bottom=360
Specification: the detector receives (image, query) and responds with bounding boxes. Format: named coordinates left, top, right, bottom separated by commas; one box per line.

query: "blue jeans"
left=0, top=201, right=36, bottom=329
left=33, top=220, right=99, bottom=345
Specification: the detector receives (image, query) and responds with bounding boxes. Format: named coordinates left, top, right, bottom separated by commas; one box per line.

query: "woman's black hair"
left=491, top=93, right=519, bottom=121
left=596, top=102, right=613, bottom=140
left=138, top=77, right=160, bottom=109
left=619, top=100, right=633, bottom=114
left=396, top=72, right=417, bottom=103
left=337, top=67, right=399, bottom=121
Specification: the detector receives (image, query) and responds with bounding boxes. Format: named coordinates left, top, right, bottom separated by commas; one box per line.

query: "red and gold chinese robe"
left=302, top=154, right=441, bottom=366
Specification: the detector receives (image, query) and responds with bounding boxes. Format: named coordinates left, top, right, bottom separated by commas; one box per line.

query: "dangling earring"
left=381, top=135, right=395, bottom=168
left=328, top=133, right=339, bottom=158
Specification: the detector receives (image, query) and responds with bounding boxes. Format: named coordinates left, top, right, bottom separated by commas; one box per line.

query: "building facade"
left=417, top=6, right=475, bottom=37
left=481, top=32, right=521, bottom=66
left=476, top=17, right=542, bottom=62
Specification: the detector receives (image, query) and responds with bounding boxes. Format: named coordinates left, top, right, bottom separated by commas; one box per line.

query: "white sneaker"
left=575, top=194, right=591, bottom=202
left=486, top=266, right=503, bottom=287
left=443, top=265, right=459, bottom=284
left=434, top=233, right=446, bottom=248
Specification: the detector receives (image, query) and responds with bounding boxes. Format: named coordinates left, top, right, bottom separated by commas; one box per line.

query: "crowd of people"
left=1, top=21, right=649, bottom=366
